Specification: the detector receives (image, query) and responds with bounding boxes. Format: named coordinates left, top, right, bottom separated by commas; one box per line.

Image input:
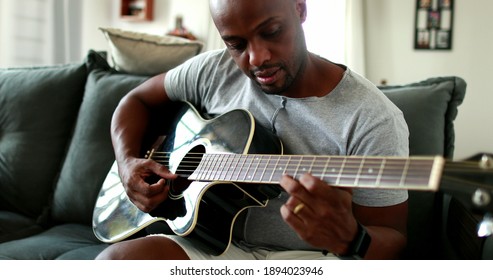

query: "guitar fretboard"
left=188, top=154, right=444, bottom=191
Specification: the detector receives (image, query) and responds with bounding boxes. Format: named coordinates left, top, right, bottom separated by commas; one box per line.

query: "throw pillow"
left=100, top=27, right=204, bottom=76
left=380, top=76, right=466, bottom=158
left=50, top=67, right=149, bottom=224
left=0, top=64, right=87, bottom=218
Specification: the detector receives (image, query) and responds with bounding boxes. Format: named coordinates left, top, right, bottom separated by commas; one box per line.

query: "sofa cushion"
left=50, top=66, right=149, bottom=225
left=0, top=223, right=108, bottom=260
left=0, top=211, right=43, bottom=243
left=100, top=27, right=203, bottom=76
left=0, top=64, right=87, bottom=219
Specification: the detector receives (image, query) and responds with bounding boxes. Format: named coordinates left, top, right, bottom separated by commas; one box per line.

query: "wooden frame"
left=414, top=0, right=454, bottom=50
left=120, top=0, right=153, bottom=22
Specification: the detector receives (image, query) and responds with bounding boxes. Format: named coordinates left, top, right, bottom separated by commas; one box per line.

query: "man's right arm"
left=110, top=73, right=178, bottom=213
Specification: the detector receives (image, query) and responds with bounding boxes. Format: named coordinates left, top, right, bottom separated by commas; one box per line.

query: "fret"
left=380, top=158, right=406, bottom=187
left=268, top=155, right=282, bottom=183
left=283, top=156, right=292, bottom=180
left=308, top=157, right=316, bottom=173
left=338, top=157, right=365, bottom=186
left=214, top=154, right=227, bottom=180
left=269, top=155, right=291, bottom=183
left=250, top=155, right=262, bottom=182
left=399, top=158, right=410, bottom=187
left=242, top=155, right=255, bottom=181
left=290, top=155, right=302, bottom=179
left=209, top=154, right=222, bottom=180
left=216, top=153, right=227, bottom=180
left=208, top=154, right=219, bottom=180
left=232, top=154, right=247, bottom=182
left=335, top=157, right=347, bottom=185
left=198, top=154, right=213, bottom=181
left=298, top=156, right=315, bottom=176
left=219, top=154, right=229, bottom=180
left=375, top=158, right=386, bottom=187
left=311, top=157, right=328, bottom=181
left=257, top=155, right=272, bottom=182
left=322, top=157, right=345, bottom=185
left=354, top=158, right=365, bottom=186
left=320, top=156, right=331, bottom=181
left=357, top=158, right=383, bottom=187
left=223, top=154, right=239, bottom=181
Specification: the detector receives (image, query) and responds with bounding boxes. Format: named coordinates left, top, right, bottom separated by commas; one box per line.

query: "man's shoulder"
left=178, top=48, right=237, bottom=76
left=192, top=48, right=230, bottom=64
left=341, top=69, right=398, bottom=108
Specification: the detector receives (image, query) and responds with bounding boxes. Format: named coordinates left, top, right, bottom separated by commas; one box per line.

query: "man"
left=96, top=0, right=409, bottom=260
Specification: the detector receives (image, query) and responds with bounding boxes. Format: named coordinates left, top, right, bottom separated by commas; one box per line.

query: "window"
left=0, top=0, right=82, bottom=67
left=303, top=0, right=346, bottom=64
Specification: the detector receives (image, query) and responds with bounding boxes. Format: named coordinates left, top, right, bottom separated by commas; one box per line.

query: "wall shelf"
left=120, top=0, right=153, bottom=22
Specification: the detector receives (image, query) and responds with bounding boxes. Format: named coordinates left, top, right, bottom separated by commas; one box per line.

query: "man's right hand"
left=118, top=157, right=178, bottom=213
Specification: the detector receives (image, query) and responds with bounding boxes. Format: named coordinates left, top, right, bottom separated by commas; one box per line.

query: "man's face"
left=210, top=0, right=307, bottom=95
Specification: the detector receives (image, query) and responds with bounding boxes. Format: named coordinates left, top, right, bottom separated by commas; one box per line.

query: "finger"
left=280, top=203, right=304, bottom=228
left=136, top=163, right=176, bottom=188
left=299, top=173, right=353, bottom=203
left=128, top=182, right=170, bottom=213
left=131, top=173, right=166, bottom=197
left=148, top=160, right=178, bottom=180
left=279, top=174, right=309, bottom=197
left=280, top=174, right=317, bottom=208
left=284, top=195, right=315, bottom=220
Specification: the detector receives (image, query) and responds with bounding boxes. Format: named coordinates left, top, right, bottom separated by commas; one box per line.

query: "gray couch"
left=0, top=50, right=488, bottom=259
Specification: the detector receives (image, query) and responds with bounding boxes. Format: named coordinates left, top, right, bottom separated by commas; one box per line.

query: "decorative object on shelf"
left=167, top=16, right=197, bottom=40
left=121, top=0, right=153, bottom=22
left=414, top=0, right=454, bottom=50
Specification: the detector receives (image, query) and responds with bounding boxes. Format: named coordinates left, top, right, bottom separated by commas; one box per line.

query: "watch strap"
left=322, top=222, right=372, bottom=259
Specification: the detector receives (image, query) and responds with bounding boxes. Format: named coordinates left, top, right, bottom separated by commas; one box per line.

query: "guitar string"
left=145, top=152, right=493, bottom=184
left=149, top=153, right=491, bottom=171
left=149, top=151, right=490, bottom=171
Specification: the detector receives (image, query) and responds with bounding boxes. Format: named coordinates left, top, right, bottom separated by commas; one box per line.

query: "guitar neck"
left=189, top=154, right=444, bottom=191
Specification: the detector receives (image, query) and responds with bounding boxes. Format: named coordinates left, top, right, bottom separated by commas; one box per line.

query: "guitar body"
left=93, top=102, right=283, bottom=255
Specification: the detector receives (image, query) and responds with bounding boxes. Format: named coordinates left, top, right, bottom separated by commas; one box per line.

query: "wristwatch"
left=323, top=222, right=372, bottom=259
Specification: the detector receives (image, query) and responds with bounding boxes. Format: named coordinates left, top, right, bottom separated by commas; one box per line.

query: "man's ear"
left=296, top=0, right=307, bottom=23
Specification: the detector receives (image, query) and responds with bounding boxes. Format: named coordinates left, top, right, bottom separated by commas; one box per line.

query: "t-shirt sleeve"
left=164, top=49, right=225, bottom=109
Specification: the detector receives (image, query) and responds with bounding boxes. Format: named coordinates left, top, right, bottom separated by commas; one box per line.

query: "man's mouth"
left=253, top=67, right=281, bottom=85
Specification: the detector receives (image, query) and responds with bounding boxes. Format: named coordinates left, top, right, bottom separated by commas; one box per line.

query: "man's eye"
left=226, top=41, right=246, bottom=52
left=262, top=27, right=281, bottom=38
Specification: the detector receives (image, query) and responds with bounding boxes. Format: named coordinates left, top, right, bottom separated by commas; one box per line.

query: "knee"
left=95, top=236, right=190, bottom=260
left=95, top=242, right=129, bottom=260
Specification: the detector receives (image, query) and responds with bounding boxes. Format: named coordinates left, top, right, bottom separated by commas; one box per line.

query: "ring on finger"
left=293, top=203, right=305, bottom=215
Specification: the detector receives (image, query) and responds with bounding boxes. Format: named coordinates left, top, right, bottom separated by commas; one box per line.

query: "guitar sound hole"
left=183, top=145, right=206, bottom=175
left=170, top=145, right=206, bottom=195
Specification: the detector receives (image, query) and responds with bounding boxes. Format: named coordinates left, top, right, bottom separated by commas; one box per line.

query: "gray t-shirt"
left=165, top=49, right=409, bottom=251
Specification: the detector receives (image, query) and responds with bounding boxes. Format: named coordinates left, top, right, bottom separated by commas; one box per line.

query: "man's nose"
left=248, top=41, right=271, bottom=67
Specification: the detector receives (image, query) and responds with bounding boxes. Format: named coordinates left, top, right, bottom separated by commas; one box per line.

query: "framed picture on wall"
left=414, top=0, right=454, bottom=50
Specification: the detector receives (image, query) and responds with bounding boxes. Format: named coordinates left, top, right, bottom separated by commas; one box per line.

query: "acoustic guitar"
left=92, top=101, right=493, bottom=255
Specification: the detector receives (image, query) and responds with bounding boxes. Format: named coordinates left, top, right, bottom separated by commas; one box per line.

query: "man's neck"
left=283, top=53, right=345, bottom=99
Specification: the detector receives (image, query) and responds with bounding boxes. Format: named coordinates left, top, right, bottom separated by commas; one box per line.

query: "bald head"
left=209, top=0, right=306, bottom=27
